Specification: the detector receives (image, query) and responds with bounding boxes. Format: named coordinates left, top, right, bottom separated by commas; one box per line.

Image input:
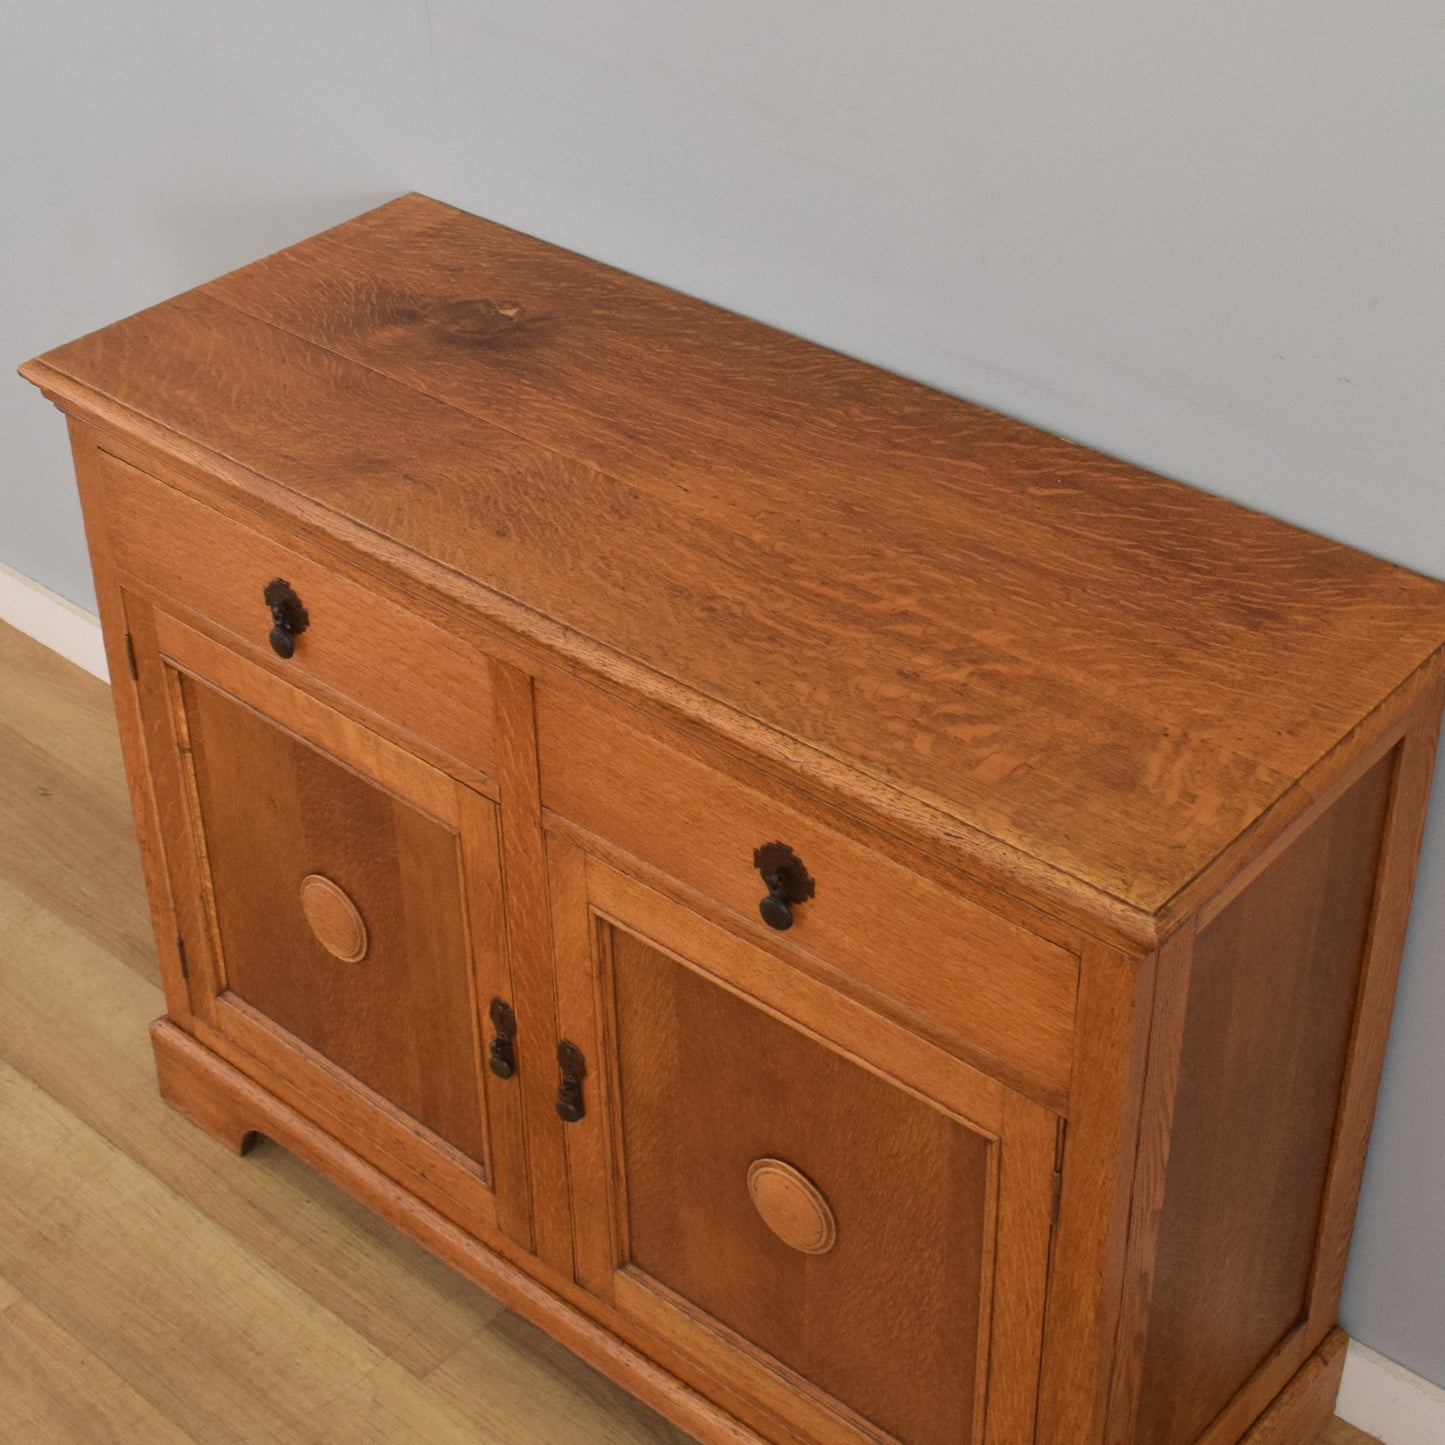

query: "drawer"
left=536, top=683, right=1079, bottom=1105
left=98, top=450, right=496, bottom=780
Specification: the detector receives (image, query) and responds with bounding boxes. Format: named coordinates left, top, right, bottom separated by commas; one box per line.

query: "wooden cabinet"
left=21, top=194, right=1445, bottom=1445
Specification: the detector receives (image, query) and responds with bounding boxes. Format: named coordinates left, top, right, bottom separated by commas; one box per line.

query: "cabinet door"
left=128, top=598, right=530, bottom=1246
left=549, top=842, right=1059, bottom=1445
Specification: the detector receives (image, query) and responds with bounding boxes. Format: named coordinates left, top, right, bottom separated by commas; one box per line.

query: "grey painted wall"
left=5, top=0, right=1444, bottom=1386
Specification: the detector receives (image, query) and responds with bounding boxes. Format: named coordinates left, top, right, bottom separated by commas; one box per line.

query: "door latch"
left=487, top=998, right=518, bottom=1079
left=555, top=1040, right=587, bottom=1122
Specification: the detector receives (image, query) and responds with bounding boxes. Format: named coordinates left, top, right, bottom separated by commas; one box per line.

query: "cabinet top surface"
left=23, top=194, right=1445, bottom=926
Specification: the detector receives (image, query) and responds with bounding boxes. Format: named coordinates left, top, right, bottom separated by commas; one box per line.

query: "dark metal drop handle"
left=487, top=998, right=517, bottom=1080
left=556, top=1040, right=587, bottom=1123
left=753, top=841, right=816, bottom=932
left=264, top=578, right=309, bottom=659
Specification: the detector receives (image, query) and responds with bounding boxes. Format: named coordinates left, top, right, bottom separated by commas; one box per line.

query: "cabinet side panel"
left=1134, top=753, right=1394, bottom=1445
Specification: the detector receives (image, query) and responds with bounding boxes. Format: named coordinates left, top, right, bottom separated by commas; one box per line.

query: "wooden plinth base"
left=153, top=1017, right=1348, bottom=1445
left=1239, top=1330, right=1348, bottom=1445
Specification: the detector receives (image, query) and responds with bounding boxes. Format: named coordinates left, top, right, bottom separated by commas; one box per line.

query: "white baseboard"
left=0, top=560, right=108, bottom=681
left=1338, top=1340, right=1445, bottom=1445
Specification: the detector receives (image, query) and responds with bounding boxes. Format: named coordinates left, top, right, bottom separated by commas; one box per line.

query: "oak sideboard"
left=21, top=193, right=1445, bottom=1445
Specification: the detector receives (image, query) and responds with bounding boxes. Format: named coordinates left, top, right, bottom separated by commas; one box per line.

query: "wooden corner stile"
left=1036, top=937, right=1160, bottom=1445
left=151, top=1016, right=261, bottom=1155
left=1103, top=922, right=1198, bottom=1445
left=490, top=657, right=575, bottom=1278
left=65, top=417, right=193, bottom=1025
left=1307, top=677, right=1445, bottom=1337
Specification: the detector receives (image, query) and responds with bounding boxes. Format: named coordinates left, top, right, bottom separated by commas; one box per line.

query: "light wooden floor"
left=0, top=618, right=1380, bottom=1445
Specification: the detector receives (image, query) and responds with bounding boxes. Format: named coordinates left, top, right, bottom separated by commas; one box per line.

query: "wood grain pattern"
left=1132, top=759, right=1394, bottom=1445
left=0, top=808, right=511, bottom=1384
left=490, top=660, right=574, bottom=1274
left=536, top=675, right=1078, bottom=1108
left=1305, top=681, right=1445, bottom=1341
left=0, top=1054, right=495, bottom=1445
left=422, top=1309, right=698, bottom=1445
left=745, top=1160, right=837, bottom=1256
left=179, top=666, right=491, bottom=1163
left=549, top=854, right=1059, bottom=1445
left=0, top=1294, right=197, bottom=1445
left=23, top=194, right=1445, bottom=933
left=122, top=601, right=524, bottom=1238
left=0, top=639, right=154, bottom=981
left=298, top=874, right=369, bottom=963
left=65, top=419, right=193, bottom=1022
left=1105, top=924, right=1201, bottom=1445
left=1315, top=1421, right=1380, bottom=1445
left=605, top=923, right=988, bottom=1445
left=1036, top=938, right=1161, bottom=1445
left=985, top=1091, right=1060, bottom=1445
left=149, top=1021, right=758, bottom=1445
left=571, top=848, right=1011, bottom=1139
left=98, top=447, right=499, bottom=788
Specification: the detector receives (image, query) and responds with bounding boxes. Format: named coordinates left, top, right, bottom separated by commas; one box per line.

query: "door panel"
left=181, top=672, right=487, bottom=1161
left=610, top=924, right=989, bottom=1445
left=128, top=596, right=529, bottom=1245
left=552, top=844, right=1058, bottom=1445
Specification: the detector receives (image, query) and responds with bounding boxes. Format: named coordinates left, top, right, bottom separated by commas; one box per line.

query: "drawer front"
left=98, top=449, right=496, bottom=780
left=536, top=683, right=1078, bottom=1106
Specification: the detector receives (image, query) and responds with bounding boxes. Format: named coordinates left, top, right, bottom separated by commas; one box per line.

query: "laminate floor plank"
left=0, top=1292, right=198, bottom=1445
left=1315, top=1422, right=1380, bottom=1445
left=424, top=1310, right=690, bottom=1445
left=0, top=1055, right=502, bottom=1445
left=0, top=624, right=154, bottom=982
left=0, top=618, right=120, bottom=776
left=0, top=872, right=507, bottom=1379
left=0, top=618, right=1388, bottom=1443
left=0, top=1272, right=23, bottom=1311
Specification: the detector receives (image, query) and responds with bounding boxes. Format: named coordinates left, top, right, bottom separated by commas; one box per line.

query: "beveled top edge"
left=19, top=193, right=1445, bottom=949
